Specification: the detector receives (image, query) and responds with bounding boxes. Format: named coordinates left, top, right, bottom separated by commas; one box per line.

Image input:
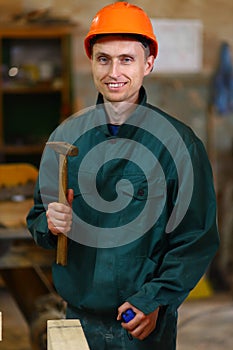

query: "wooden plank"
left=0, top=199, right=33, bottom=228
left=47, top=319, right=90, bottom=350
left=0, top=228, right=31, bottom=240
left=0, top=26, right=76, bottom=38
left=0, top=241, right=55, bottom=268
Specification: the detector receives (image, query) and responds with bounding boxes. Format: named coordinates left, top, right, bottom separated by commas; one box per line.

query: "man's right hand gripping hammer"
left=46, top=141, right=78, bottom=266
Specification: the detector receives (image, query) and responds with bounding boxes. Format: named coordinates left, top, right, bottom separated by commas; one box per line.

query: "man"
left=27, top=2, right=219, bottom=349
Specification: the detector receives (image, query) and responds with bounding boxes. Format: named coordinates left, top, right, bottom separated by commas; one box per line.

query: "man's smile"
left=106, top=82, right=127, bottom=89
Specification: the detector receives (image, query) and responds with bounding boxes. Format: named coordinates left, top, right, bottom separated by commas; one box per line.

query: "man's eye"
left=121, top=57, right=133, bottom=64
left=98, top=57, right=108, bottom=64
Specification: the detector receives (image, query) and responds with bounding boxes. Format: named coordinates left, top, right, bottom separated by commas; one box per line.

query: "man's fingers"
left=67, top=188, right=74, bottom=206
left=128, top=319, right=150, bottom=340
left=48, top=202, right=71, bottom=213
left=46, top=202, right=72, bottom=235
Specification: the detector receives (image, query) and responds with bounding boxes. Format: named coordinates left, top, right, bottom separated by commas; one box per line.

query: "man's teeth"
left=108, top=83, right=125, bottom=88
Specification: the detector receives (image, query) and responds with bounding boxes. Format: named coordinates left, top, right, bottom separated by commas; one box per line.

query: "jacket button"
left=137, top=189, right=144, bottom=196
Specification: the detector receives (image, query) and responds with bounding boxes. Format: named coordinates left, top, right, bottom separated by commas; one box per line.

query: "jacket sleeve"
left=127, top=139, right=220, bottom=315
left=26, top=138, right=60, bottom=249
left=27, top=178, right=58, bottom=249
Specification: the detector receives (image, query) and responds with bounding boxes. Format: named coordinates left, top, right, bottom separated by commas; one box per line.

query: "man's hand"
left=117, top=302, right=159, bottom=340
left=46, top=189, right=73, bottom=235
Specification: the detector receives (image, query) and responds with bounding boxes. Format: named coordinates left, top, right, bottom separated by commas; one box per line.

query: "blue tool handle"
left=121, top=308, right=136, bottom=323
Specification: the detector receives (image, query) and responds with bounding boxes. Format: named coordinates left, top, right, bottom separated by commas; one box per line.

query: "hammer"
left=46, top=141, right=78, bottom=266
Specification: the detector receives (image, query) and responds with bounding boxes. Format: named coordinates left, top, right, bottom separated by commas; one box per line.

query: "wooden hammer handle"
left=57, top=154, right=68, bottom=266
left=57, top=234, right=67, bottom=266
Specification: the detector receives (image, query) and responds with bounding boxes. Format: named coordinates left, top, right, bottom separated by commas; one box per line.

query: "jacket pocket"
left=119, top=176, right=166, bottom=235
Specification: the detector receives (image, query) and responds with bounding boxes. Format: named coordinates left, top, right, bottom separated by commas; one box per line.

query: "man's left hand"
left=117, top=302, right=159, bottom=340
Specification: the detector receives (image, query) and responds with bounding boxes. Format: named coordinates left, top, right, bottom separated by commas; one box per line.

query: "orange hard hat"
left=84, top=2, right=158, bottom=59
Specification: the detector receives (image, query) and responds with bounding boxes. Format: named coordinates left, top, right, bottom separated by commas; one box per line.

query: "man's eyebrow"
left=119, top=53, right=135, bottom=58
left=94, top=51, right=110, bottom=57
left=94, top=52, right=136, bottom=58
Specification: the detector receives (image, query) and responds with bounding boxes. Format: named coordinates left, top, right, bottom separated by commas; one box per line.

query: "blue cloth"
left=108, top=124, right=120, bottom=136
left=213, top=42, right=233, bottom=114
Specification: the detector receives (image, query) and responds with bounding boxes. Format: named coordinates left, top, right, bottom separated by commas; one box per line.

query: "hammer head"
left=46, top=141, right=78, bottom=157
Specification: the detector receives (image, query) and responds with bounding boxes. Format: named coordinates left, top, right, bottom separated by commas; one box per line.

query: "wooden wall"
left=0, top=0, right=232, bottom=72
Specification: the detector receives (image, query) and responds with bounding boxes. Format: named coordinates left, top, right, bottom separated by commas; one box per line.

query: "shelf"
left=1, top=144, right=44, bottom=155
left=2, top=85, right=63, bottom=94
left=0, top=25, right=76, bottom=38
left=0, top=25, right=73, bottom=165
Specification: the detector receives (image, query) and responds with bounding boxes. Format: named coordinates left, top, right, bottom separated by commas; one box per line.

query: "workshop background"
left=0, top=0, right=232, bottom=350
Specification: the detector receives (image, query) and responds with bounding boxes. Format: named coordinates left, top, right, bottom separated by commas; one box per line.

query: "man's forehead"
left=93, top=36, right=144, bottom=53
left=94, top=35, right=142, bottom=45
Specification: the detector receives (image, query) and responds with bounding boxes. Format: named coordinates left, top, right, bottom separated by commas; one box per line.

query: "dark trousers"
left=66, top=305, right=177, bottom=350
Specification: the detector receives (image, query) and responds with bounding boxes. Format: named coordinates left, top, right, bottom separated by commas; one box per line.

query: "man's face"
left=91, top=36, right=154, bottom=105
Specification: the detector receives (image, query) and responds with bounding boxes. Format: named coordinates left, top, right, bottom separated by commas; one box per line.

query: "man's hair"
left=90, top=34, right=151, bottom=59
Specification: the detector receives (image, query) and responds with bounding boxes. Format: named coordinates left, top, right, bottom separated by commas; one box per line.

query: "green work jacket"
left=27, top=87, right=219, bottom=347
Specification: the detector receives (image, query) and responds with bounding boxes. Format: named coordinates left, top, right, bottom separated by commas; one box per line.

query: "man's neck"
left=104, top=99, right=138, bottom=125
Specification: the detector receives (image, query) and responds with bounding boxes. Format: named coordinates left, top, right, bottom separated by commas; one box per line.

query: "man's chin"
left=104, top=92, right=126, bottom=103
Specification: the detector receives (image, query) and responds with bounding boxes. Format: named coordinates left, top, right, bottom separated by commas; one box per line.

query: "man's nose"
left=108, top=61, right=121, bottom=78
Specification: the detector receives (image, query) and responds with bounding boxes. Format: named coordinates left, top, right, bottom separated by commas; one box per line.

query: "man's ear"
left=145, top=55, right=155, bottom=76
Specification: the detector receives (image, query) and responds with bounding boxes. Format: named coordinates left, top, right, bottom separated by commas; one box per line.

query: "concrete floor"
left=177, top=294, right=233, bottom=350
left=0, top=284, right=233, bottom=350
